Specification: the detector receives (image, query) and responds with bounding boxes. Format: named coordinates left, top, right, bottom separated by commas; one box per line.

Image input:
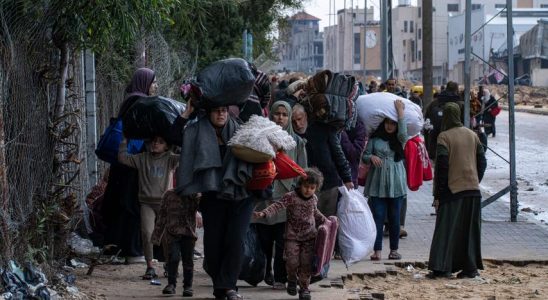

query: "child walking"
left=151, top=190, right=201, bottom=296
left=254, top=168, right=327, bottom=300
left=118, top=136, right=179, bottom=279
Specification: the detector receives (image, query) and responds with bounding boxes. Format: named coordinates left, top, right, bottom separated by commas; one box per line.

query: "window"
left=495, top=4, right=506, bottom=9
left=404, top=54, right=406, bottom=62
left=447, top=4, right=459, bottom=12
left=418, top=7, right=422, bottom=18
left=410, top=21, right=414, bottom=32
left=404, top=21, right=408, bottom=32
left=411, top=40, right=416, bottom=62
left=418, top=50, right=422, bottom=61
left=542, top=4, right=548, bottom=8
left=418, top=28, right=422, bottom=39
left=403, top=40, right=406, bottom=46
left=472, top=4, right=482, bottom=10
left=354, top=33, right=361, bottom=64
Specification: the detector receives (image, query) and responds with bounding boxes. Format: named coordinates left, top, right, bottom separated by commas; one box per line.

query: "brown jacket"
left=151, top=190, right=200, bottom=245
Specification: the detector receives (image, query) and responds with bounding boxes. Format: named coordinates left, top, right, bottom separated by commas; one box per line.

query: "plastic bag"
left=238, top=224, right=266, bottom=286
left=337, top=187, right=376, bottom=266
left=356, top=92, right=424, bottom=137
left=67, top=232, right=100, bottom=256
left=122, top=96, right=186, bottom=145
left=95, top=118, right=144, bottom=164
left=194, top=58, right=255, bottom=108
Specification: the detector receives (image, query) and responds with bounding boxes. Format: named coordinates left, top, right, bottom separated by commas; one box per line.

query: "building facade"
left=277, top=11, right=324, bottom=73
left=323, top=6, right=381, bottom=76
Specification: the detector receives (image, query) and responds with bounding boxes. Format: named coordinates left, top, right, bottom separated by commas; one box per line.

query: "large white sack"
left=356, top=92, right=424, bottom=137
left=337, top=187, right=376, bottom=266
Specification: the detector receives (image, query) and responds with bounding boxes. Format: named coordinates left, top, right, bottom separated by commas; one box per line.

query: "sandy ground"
left=344, top=261, right=548, bottom=300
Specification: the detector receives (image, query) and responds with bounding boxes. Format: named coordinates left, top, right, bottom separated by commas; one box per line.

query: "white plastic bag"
left=356, top=92, right=424, bottom=137
left=337, top=187, right=377, bottom=266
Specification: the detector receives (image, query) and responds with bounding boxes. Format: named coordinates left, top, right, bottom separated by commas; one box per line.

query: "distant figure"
left=482, top=89, right=500, bottom=137
left=368, top=80, right=379, bottom=93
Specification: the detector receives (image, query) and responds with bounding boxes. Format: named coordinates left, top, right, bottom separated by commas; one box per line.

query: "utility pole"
left=506, top=0, right=518, bottom=222
left=464, top=0, right=471, bottom=127
left=363, top=0, right=367, bottom=80
left=422, top=0, right=433, bottom=108
left=381, top=0, right=388, bottom=80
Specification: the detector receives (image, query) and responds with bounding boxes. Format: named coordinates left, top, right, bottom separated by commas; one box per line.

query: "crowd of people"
left=90, top=67, right=495, bottom=299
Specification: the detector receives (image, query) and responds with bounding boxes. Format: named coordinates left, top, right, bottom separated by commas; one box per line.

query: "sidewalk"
left=78, top=180, right=548, bottom=299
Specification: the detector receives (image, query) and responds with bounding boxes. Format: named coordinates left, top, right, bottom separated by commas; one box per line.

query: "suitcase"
left=312, top=216, right=339, bottom=281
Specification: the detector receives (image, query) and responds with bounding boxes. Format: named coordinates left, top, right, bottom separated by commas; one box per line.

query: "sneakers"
left=182, top=286, right=193, bottom=297
left=162, top=284, right=176, bottom=294
left=299, top=289, right=311, bottom=300
left=273, top=282, right=286, bottom=290
left=287, top=281, right=297, bottom=296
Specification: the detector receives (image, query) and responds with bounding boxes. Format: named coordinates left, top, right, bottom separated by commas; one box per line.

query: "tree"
left=422, top=0, right=433, bottom=108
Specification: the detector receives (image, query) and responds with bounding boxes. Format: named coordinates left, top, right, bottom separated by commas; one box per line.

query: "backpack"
left=95, top=118, right=144, bottom=164
left=428, top=101, right=446, bottom=132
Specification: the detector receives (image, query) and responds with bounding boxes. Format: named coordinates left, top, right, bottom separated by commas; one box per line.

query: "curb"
left=500, top=105, right=548, bottom=116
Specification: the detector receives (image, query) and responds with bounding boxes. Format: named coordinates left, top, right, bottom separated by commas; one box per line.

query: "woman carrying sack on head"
left=101, top=68, right=158, bottom=263
left=362, top=100, right=408, bottom=261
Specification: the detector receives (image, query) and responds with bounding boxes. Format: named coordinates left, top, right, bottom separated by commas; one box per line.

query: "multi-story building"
left=277, top=11, right=324, bottom=73
left=447, top=7, right=547, bottom=83
left=323, top=6, right=381, bottom=76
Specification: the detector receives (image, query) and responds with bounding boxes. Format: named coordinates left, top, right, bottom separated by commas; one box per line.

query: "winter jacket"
left=404, top=135, right=432, bottom=191
left=305, top=121, right=353, bottom=190
left=340, top=119, right=367, bottom=186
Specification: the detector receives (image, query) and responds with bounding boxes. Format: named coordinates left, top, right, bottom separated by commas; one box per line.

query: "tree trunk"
left=422, top=0, right=433, bottom=109
left=54, top=42, right=69, bottom=120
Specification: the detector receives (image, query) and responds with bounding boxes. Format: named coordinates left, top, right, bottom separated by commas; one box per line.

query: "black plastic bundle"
left=122, top=96, right=186, bottom=144
left=193, top=58, right=255, bottom=109
left=238, top=224, right=266, bottom=286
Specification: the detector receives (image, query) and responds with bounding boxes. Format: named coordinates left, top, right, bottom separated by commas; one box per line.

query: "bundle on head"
left=306, top=70, right=332, bottom=95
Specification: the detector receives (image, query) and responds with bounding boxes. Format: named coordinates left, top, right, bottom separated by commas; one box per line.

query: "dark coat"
left=305, top=122, right=353, bottom=190
left=340, top=120, right=367, bottom=186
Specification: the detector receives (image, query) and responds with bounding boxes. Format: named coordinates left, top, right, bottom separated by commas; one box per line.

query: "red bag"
left=247, top=160, right=277, bottom=190
left=490, top=106, right=501, bottom=117
left=357, top=162, right=370, bottom=186
left=312, top=216, right=339, bottom=280
left=273, top=151, right=306, bottom=180
left=404, top=135, right=433, bottom=191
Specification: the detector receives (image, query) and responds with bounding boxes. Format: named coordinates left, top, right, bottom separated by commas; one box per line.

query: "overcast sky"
left=298, top=0, right=418, bottom=31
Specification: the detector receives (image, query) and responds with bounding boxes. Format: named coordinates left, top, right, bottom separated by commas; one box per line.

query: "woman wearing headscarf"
left=171, top=100, right=253, bottom=300
left=363, top=100, right=407, bottom=261
left=252, top=101, right=307, bottom=289
left=101, top=68, right=158, bottom=263
left=427, top=102, right=487, bottom=279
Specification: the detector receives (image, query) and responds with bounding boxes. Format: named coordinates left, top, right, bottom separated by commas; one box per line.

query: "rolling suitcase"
left=311, top=216, right=339, bottom=282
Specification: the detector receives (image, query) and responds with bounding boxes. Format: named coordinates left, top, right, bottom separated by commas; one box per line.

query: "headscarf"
left=370, top=119, right=404, bottom=162
left=125, top=68, right=155, bottom=98
left=269, top=100, right=305, bottom=196
left=482, top=89, right=491, bottom=103
left=269, top=101, right=295, bottom=136
left=441, top=102, right=463, bottom=131
left=118, top=68, right=155, bottom=117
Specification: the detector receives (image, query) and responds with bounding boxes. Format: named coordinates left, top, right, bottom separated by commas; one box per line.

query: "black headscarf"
left=371, top=118, right=404, bottom=162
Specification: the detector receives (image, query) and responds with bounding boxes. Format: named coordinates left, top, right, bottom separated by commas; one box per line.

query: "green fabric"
left=362, top=118, right=408, bottom=198
left=428, top=196, right=483, bottom=273
left=441, top=102, right=463, bottom=132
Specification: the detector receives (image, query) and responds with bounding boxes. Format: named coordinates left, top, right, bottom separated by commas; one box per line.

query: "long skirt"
left=428, top=196, right=483, bottom=273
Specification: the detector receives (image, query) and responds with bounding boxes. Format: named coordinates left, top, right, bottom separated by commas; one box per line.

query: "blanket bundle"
left=228, top=115, right=296, bottom=162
